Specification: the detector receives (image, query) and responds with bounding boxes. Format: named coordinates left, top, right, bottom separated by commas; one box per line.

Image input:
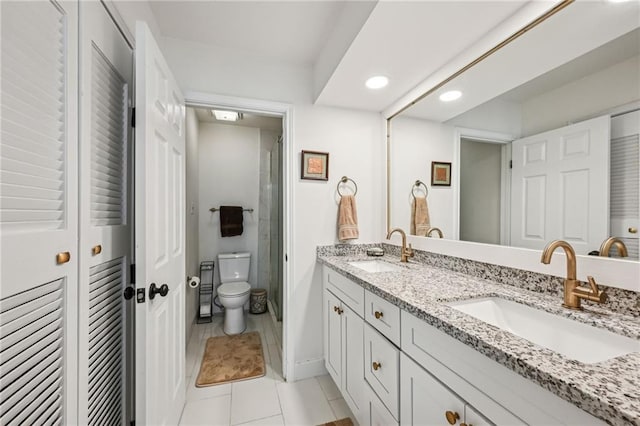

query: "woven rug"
left=195, top=331, right=265, bottom=387
left=319, top=418, right=353, bottom=426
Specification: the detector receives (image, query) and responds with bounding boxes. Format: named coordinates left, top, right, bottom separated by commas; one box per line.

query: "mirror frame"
left=384, top=0, right=639, bottom=292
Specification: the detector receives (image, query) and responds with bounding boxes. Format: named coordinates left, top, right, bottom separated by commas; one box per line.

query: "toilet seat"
left=218, top=282, right=250, bottom=297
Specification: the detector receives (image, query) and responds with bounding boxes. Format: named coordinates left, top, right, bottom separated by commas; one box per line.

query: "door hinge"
left=130, top=263, right=136, bottom=284
left=509, top=160, right=513, bottom=169
left=131, top=107, right=136, bottom=128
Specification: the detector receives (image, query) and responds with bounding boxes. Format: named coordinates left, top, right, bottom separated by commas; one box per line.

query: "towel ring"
left=337, top=176, right=358, bottom=196
left=412, top=180, right=428, bottom=199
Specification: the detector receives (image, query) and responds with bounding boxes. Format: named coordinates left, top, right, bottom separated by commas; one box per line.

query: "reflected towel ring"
left=337, top=176, right=358, bottom=196
left=412, top=180, right=428, bottom=199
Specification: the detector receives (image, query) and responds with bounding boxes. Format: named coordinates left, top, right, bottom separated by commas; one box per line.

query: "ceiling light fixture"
left=212, top=110, right=240, bottom=121
left=365, top=76, right=389, bottom=89
left=439, top=90, right=462, bottom=102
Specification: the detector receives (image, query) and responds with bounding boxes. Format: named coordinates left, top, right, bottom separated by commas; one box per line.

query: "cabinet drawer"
left=364, top=324, right=399, bottom=420
left=323, top=266, right=365, bottom=316
left=367, top=383, right=398, bottom=426
left=365, top=290, right=400, bottom=346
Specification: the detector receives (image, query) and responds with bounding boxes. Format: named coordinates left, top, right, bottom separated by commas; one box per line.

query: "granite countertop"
left=317, top=251, right=640, bottom=426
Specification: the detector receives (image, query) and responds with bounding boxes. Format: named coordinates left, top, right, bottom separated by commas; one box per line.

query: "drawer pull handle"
left=334, top=306, right=339, bottom=312
left=629, top=227, right=638, bottom=234
left=372, top=361, right=381, bottom=371
left=92, top=245, right=102, bottom=255
left=374, top=311, right=383, bottom=319
left=56, top=251, right=71, bottom=265
left=445, top=411, right=460, bottom=425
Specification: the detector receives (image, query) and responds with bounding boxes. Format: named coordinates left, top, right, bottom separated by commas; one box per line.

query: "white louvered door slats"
left=1, top=1, right=65, bottom=231
left=91, top=46, right=127, bottom=227
left=610, top=111, right=640, bottom=259
left=78, top=2, right=133, bottom=425
left=87, top=258, right=125, bottom=426
left=0, top=1, right=79, bottom=424
left=0, top=280, right=65, bottom=425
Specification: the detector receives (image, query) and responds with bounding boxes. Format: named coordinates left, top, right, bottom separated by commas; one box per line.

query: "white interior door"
left=510, top=115, right=610, bottom=254
left=0, top=1, right=79, bottom=423
left=610, top=110, right=639, bottom=259
left=134, top=21, right=186, bottom=426
left=78, top=2, right=133, bottom=424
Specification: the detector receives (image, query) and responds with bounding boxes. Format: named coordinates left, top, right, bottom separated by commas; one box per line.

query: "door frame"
left=184, top=91, right=293, bottom=381
left=453, top=128, right=514, bottom=244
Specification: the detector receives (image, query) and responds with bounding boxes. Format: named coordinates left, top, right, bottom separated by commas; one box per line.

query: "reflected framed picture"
left=301, top=150, right=329, bottom=180
left=431, top=161, right=451, bottom=186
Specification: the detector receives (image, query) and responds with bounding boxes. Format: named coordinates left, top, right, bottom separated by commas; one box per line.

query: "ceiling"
left=148, top=1, right=549, bottom=112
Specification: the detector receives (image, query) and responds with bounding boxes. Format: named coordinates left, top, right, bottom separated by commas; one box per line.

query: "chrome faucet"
left=426, top=227, right=443, bottom=238
left=386, top=228, right=414, bottom=262
left=599, top=237, right=628, bottom=258
left=540, top=240, right=607, bottom=310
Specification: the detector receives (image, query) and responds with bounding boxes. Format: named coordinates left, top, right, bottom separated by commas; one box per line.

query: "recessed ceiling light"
left=365, top=76, right=389, bottom=89
left=212, top=110, right=240, bottom=121
left=439, top=90, right=462, bottom=102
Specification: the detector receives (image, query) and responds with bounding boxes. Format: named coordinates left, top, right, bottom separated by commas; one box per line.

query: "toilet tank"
left=218, top=252, right=251, bottom=283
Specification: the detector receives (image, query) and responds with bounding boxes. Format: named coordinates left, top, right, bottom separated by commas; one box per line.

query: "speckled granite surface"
left=317, top=245, right=640, bottom=426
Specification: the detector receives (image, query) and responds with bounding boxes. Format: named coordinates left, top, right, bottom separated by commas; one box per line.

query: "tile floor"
left=180, top=313, right=355, bottom=426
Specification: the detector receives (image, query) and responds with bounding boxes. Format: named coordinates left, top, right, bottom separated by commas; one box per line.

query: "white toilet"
left=217, top=252, right=252, bottom=335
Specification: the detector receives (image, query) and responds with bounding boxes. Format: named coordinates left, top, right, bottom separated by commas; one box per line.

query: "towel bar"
left=337, top=176, right=358, bottom=196
left=412, top=180, right=428, bottom=199
left=209, top=207, right=254, bottom=213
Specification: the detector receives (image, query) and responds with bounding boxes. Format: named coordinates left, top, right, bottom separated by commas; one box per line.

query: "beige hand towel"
left=338, top=195, right=359, bottom=241
left=411, top=196, right=430, bottom=236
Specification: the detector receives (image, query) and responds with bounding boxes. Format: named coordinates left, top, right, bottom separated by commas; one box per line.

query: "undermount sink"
left=446, top=297, right=639, bottom=364
left=348, top=260, right=401, bottom=273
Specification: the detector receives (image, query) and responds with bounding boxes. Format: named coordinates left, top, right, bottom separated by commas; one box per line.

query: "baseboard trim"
left=293, top=358, right=327, bottom=381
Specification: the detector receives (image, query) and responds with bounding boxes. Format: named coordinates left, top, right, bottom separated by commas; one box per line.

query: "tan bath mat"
left=319, top=418, right=353, bottom=426
left=195, top=331, right=265, bottom=387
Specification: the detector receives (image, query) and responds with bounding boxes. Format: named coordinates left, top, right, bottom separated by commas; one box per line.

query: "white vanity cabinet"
left=322, top=267, right=367, bottom=424
left=401, top=353, right=492, bottom=426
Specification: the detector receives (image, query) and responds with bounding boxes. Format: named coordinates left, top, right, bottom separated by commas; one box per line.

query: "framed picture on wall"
left=301, top=150, right=329, bottom=180
left=431, top=161, right=451, bottom=186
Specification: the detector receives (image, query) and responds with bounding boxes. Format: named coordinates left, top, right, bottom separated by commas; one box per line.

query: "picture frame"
left=301, top=150, right=329, bottom=181
left=431, top=161, right=451, bottom=186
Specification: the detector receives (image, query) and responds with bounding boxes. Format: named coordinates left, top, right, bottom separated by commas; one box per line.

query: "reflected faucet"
left=386, top=228, right=414, bottom=262
left=540, top=240, right=607, bottom=310
left=426, top=227, right=443, bottom=238
left=599, top=237, right=628, bottom=258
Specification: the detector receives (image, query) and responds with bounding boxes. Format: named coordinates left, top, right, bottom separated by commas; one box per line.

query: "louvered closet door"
left=0, top=1, right=79, bottom=424
left=77, top=2, right=133, bottom=425
left=610, top=111, right=639, bottom=259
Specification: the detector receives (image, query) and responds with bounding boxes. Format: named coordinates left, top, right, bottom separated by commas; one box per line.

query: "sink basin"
left=446, top=297, right=639, bottom=363
left=347, top=260, right=401, bottom=273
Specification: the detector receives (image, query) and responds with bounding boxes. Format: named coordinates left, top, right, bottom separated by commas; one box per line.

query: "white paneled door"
left=0, top=1, right=79, bottom=424
left=510, top=115, right=610, bottom=254
left=135, top=22, right=186, bottom=426
left=78, top=2, right=133, bottom=425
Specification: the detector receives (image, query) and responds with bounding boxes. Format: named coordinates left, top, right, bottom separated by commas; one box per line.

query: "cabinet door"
left=400, top=353, right=465, bottom=426
left=342, top=304, right=365, bottom=423
left=324, top=289, right=342, bottom=384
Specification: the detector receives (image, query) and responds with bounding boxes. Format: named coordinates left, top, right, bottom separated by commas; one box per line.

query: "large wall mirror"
left=388, top=0, right=639, bottom=261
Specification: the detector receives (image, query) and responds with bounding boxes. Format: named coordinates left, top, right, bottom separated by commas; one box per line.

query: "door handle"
left=374, top=311, right=383, bottom=319
left=56, top=251, right=71, bottom=264
left=92, top=245, right=102, bottom=255
left=149, top=283, right=169, bottom=299
left=372, top=361, right=381, bottom=371
left=445, top=411, right=460, bottom=425
left=123, top=286, right=135, bottom=300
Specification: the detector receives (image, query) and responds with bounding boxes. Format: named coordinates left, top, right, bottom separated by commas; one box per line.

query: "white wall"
left=390, top=116, right=455, bottom=238
left=447, top=97, right=522, bottom=137
left=198, top=123, right=261, bottom=308
left=162, top=36, right=384, bottom=379
left=521, top=55, right=640, bottom=136
left=185, top=108, right=200, bottom=340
